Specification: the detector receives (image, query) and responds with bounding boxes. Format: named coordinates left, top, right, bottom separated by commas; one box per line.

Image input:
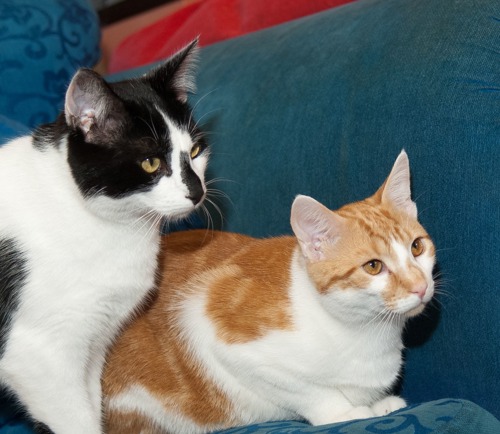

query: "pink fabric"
left=109, top=0, right=356, bottom=73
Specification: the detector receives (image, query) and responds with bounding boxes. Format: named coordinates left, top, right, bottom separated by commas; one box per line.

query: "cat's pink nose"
left=412, top=283, right=428, bottom=300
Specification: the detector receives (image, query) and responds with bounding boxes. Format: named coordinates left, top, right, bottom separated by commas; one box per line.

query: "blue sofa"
left=1, top=0, right=499, bottom=433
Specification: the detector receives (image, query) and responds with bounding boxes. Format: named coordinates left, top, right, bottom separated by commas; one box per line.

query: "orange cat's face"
left=291, top=151, right=435, bottom=321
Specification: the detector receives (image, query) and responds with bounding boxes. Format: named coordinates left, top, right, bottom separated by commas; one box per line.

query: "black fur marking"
left=33, top=40, right=205, bottom=200
left=32, top=422, right=55, bottom=434
left=1, top=387, right=56, bottom=434
left=180, top=151, right=204, bottom=204
left=0, top=238, right=27, bottom=358
left=63, top=77, right=203, bottom=198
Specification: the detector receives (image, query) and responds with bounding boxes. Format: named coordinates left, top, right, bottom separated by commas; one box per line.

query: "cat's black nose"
left=186, top=187, right=205, bottom=205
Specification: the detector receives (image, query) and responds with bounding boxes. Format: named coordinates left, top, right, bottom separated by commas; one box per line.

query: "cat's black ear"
left=291, top=195, right=344, bottom=262
left=379, top=150, right=418, bottom=218
left=65, top=68, right=127, bottom=144
left=145, top=38, right=199, bottom=103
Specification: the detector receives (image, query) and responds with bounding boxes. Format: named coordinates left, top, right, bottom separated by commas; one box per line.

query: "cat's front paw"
left=371, top=396, right=407, bottom=416
left=333, top=406, right=375, bottom=423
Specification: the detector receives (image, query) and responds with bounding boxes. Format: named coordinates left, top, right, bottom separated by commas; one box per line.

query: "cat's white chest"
left=1, top=139, right=158, bottom=326
left=0, top=138, right=160, bottom=375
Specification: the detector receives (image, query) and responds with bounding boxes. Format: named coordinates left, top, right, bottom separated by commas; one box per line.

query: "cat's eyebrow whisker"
left=189, top=87, right=220, bottom=129
left=149, top=111, right=161, bottom=142
left=192, top=107, right=222, bottom=132
left=138, top=115, right=160, bottom=142
left=205, top=177, right=237, bottom=186
left=434, top=246, right=457, bottom=253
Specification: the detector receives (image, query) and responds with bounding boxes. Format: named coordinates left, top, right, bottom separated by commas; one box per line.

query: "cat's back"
left=157, top=229, right=296, bottom=305
left=162, top=230, right=251, bottom=273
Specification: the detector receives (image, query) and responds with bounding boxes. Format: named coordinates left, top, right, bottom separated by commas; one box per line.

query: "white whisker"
left=189, top=88, right=220, bottom=127
left=204, top=197, right=225, bottom=228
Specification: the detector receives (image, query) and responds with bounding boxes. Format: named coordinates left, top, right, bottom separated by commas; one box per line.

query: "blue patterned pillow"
left=214, top=400, right=500, bottom=433
left=0, top=115, right=29, bottom=144
left=0, top=0, right=100, bottom=128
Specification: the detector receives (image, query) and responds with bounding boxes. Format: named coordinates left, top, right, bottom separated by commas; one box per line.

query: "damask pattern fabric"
left=214, top=400, right=500, bottom=433
left=0, top=0, right=100, bottom=128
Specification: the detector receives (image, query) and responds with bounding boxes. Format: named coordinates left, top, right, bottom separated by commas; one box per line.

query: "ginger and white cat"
left=0, top=40, right=208, bottom=433
left=103, top=151, right=435, bottom=433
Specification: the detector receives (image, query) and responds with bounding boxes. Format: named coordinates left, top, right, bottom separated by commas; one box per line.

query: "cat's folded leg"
left=300, top=390, right=375, bottom=425
left=371, top=395, right=407, bottom=416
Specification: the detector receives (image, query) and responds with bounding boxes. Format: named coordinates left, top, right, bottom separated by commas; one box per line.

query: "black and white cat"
left=0, top=40, right=208, bottom=433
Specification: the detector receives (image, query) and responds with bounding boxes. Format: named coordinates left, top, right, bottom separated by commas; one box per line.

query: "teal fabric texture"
left=0, top=0, right=100, bottom=128
left=0, top=116, right=29, bottom=143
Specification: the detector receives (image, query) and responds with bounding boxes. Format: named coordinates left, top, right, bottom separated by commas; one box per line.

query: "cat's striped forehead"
left=336, top=199, right=426, bottom=248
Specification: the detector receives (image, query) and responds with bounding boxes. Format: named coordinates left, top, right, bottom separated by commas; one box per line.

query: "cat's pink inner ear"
left=290, top=195, right=342, bottom=262
left=64, top=69, right=126, bottom=143
left=65, top=70, right=103, bottom=134
left=380, top=151, right=418, bottom=219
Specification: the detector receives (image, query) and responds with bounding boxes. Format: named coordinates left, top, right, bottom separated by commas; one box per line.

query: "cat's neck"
left=292, top=249, right=406, bottom=339
left=7, top=134, right=163, bottom=239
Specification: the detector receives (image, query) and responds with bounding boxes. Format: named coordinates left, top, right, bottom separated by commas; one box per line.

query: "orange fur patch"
left=205, top=236, right=295, bottom=344
left=103, top=230, right=296, bottom=431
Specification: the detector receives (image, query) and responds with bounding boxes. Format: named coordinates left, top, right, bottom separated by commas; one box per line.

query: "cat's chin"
left=404, top=303, right=426, bottom=318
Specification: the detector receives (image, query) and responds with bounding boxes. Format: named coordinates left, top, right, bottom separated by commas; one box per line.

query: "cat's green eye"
left=363, top=260, right=384, bottom=275
left=190, top=143, right=202, bottom=159
left=141, top=157, right=161, bottom=174
left=411, top=238, right=425, bottom=257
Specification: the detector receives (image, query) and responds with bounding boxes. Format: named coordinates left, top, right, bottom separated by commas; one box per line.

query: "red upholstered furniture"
left=108, top=0, right=356, bottom=73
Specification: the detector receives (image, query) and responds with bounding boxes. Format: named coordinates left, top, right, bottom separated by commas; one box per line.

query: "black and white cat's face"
left=60, top=40, right=208, bottom=222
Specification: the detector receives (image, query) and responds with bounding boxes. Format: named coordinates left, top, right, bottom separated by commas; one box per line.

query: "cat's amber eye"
left=190, top=143, right=202, bottom=159
left=363, top=260, right=384, bottom=275
left=411, top=238, right=425, bottom=257
left=141, top=157, right=161, bottom=174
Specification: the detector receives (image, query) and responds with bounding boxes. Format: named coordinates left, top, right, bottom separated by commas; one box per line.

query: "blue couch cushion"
left=0, top=0, right=101, bottom=128
left=216, top=399, right=500, bottom=433
left=0, top=116, right=29, bottom=144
